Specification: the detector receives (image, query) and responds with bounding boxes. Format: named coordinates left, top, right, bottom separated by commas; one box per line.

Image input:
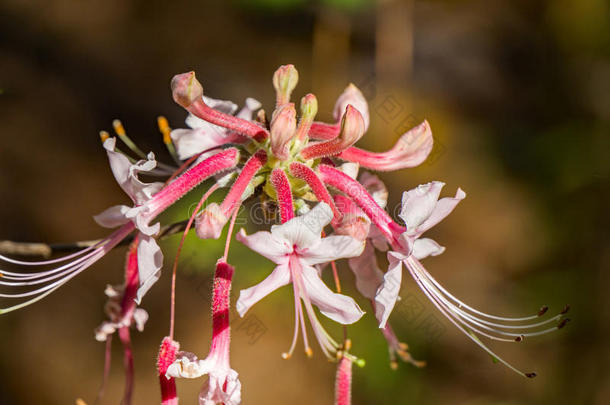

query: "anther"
left=344, top=339, right=352, bottom=351
left=557, top=318, right=570, bottom=329
left=157, top=116, right=172, bottom=144
left=390, top=360, right=399, bottom=370
left=560, top=304, right=570, bottom=315
left=525, top=372, right=537, bottom=378
left=537, top=305, right=548, bottom=316
left=99, top=130, right=110, bottom=143
left=514, top=335, right=524, bottom=342
left=305, top=347, right=313, bottom=358
left=281, top=352, right=291, bottom=360
left=112, top=119, right=126, bottom=136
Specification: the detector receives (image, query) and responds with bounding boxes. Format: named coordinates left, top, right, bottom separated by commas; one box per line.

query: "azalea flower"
left=236, top=202, right=365, bottom=358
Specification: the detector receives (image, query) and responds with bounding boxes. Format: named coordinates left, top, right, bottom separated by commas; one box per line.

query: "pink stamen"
left=335, top=356, right=352, bottom=405
left=337, top=120, right=433, bottom=171
left=222, top=205, right=240, bottom=262
left=270, top=168, right=294, bottom=223
left=147, top=148, right=240, bottom=220
left=158, top=337, right=180, bottom=405
left=317, top=164, right=401, bottom=244
left=170, top=184, right=220, bottom=339
left=289, top=162, right=341, bottom=226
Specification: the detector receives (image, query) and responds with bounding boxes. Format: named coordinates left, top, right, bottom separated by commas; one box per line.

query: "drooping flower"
left=375, top=181, right=466, bottom=328
left=166, top=260, right=241, bottom=405
left=236, top=203, right=365, bottom=358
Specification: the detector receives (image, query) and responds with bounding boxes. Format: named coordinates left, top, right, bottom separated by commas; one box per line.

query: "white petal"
left=300, top=235, right=364, bottom=265
left=375, top=252, right=404, bottom=328
left=94, top=321, right=117, bottom=341
left=339, top=162, right=359, bottom=179
left=135, top=234, right=163, bottom=304
left=399, top=182, right=445, bottom=231
left=414, top=188, right=466, bottom=236
left=170, top=128, right=232, bottom=160
left=235, top=97, right=262, bottom=120
left=93, top=205, right=131, bottom=228
left=133, top=308, right=149, bottom=332
left=348, top=242, right=384, bottom=300
left=412, top=238, right=445, bottom=260
left=301, top=264, right=364, bottom=324
left=203, top=96, right=239, bottom=115
left=272, top=203, right=332, bottom=248
left=166, top=352, right=212, bottom=379
left=236, top=263, right=291, bottom=317
left=200, top=369, right=242, bottom=405
left=235, top=229, right=292, bottom=264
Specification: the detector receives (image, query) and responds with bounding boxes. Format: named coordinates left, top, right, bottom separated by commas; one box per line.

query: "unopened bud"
left=171, top=71, right=203, bottom=108
left=300, top=93, right=318, bottom=120
left=270, top=103, right=297, bottom=159
left=333, top=83, right=369, bottom=130
left=338, top=105, right=365, bottom=146
left=195, top=203, right=228, bottom=240
left=272, top=64, right=299, bottom=106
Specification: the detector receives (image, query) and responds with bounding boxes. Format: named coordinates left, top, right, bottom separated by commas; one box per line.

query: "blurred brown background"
left=0, top=0, right=608, bottom=404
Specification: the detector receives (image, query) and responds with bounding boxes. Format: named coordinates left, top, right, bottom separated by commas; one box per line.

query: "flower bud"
left=333, top=83, right=369, bottom=131
left=338, top=104, right=365, bottom=146
left=270, top=103, right=297, bottom=160
left=195, top=203, right=228, bottom=240
left=272, top=64, right=299, bottom=106
left=171, top=71, right=203, bottom=108
left=296, top=93, right=318, bottom=140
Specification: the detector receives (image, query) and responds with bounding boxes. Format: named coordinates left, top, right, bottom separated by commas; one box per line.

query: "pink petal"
left=236, top=263, right=291, bottom=317
left=333, top=83, right=370, bottom=131
left=348, top=242, right=384, bottom=300
left=301, top=264, right=364, bottom=324
left=235, top=229, right=292, bottom=264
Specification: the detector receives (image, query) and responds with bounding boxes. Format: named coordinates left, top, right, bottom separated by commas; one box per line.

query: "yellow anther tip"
left=112, top=119, right=126, bottom=135
left=99, top=130, right=110, bottom=143
left=305, top=347, right=313, bottom=358
left=390, top=361, right=399, bottom=370
left=281, top=352, right=291, bottom=360
left=344, top=339, right=352, bottom=351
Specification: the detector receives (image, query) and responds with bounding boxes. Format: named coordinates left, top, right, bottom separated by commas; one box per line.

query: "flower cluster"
left=0, top=65, right=568, bottom=404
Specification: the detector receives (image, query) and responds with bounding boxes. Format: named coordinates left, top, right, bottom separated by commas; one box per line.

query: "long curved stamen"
left=289, top=162, right=341, bottom=226
left=410, top=258, right=567, bottom=342
left=0, top=223, right=135, bottom=314
left=317, top=164, right=400, bottom=242
left=337, top=120, right=433, bottom=171
left=270, top=168, right=294, bottom=223
left=222, top=204, right=241, bottom=262
left=169, top=184, right=220, bottom=339
left=404, top=258, right=538, bottom=378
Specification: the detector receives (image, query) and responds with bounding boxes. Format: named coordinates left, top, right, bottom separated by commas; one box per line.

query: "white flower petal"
left=333, top=83, right=370, bottom=131
left=133, top=308, right=149, bottom=332
left=236, top=263, right=291, bottom=317
left=375, top=252, right=404, bottom=328
left=348, top=242, right=384, bottom=300
left=359, top=171, right=388, bottom=208
left=412, top=238, right=445, bottom=260
left=166, top=352, right=212, bottom=379
left=272, top=203, right=332, bottom=248
left=339, top=162, right=359, bottom=179
left=301, top=264, right=364, bottom=324
left=135, top=234, right=163, bottom=304
left=414, top=188, right=466, bottom=236
left=399, top=181, right=445, bottom=231
left=200, top=368, right=242, bottom=405
left=235, top=229, right=292, bottom=264
left=93, top=205, right=131, bottom=228
left=300, top=235, right=364, bottom=265
left=170, top=128, right=233, bottom=160
left=235, top=97, right=262, bottom=120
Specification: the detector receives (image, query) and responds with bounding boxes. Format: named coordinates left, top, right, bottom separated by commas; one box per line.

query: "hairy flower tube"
left=0, top=64, right=569, bottom=404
